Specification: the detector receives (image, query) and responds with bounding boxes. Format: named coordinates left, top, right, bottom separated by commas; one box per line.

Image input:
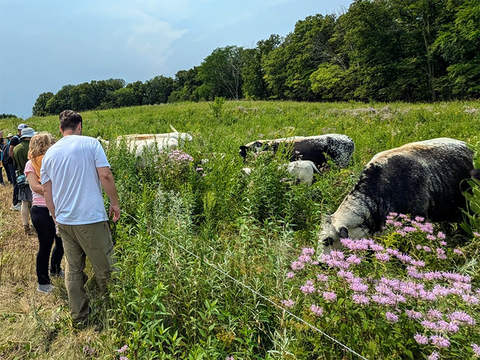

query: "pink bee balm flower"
left=472, top=344, right=480, bottom=356
left=323, top=291, right=337, bottom=302
left=352, top=294, right=370, bottom=305
left=302, top=247, right=315, bottom=256
left=310, top=304, right=323, bottom=316
left=281, top=299, right=295, bottom=308
left=430, top=335, right=450, bottom=348
left=385, top=312, right=399, bottom=323
left=286, top=272, right=295, bottom=279
left=375, top=252, right=390, bottom=262
left=428, top=351, right=440, bottom=360
left=453, top=248, right=463, bottom=255
left=316, top=274, right=328, bottom=282
left=414, top=333, right=429, bottom=345
left=291, top=261, right=304, bottom=271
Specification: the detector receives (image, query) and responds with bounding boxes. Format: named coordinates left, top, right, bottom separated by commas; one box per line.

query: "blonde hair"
left=28, top=132, right=55, bottom=160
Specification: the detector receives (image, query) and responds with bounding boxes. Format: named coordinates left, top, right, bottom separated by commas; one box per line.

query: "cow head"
left=239, top=141, right=266, bottom=161
left=317, top=215, right=349, bottom=256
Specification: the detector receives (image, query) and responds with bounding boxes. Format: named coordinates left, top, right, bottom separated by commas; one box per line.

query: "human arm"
left=26, top=171, right=43, bottom=195
left=97, top=166, right=121, bottom=222
left=42, top=180, right=56, bottom=220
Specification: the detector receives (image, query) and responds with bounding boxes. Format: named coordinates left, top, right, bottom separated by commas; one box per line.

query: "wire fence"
left=123, top=211, right=369, bottom=360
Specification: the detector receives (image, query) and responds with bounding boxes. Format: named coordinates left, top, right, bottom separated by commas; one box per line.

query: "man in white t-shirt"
left=41, top=110, right=121, bottom=327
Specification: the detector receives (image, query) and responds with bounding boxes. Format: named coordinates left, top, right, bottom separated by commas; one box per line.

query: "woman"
left=25, top=132, right=64, bottom=294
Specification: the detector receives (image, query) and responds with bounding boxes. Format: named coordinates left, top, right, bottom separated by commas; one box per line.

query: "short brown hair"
left=59, top=110, right=82, bottom=131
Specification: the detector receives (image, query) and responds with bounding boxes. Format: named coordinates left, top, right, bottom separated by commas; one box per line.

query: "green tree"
left=433, top=0, right=480, bottom=99
left=197, top=46, right=245, bottom=100
left=242, top=34, right=281, bottom=100
left=32, top=92, right=54, bottom=116
left=45, top=84, right=74, bottom=114
left=169, top=67, right=202, bottom=102
left=143, top=75, right=174, bottom=105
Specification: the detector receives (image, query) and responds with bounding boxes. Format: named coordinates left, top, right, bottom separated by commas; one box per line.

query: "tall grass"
left=1, top=100, right=480, bottom=359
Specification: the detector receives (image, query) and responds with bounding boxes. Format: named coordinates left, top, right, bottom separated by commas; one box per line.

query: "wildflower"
left=346, top=254, right=362, bottom=265
left=415, top=244, right=423, bottom=250
left=430, top=335, right=450, bottom=348
left=350, top=281, right=368, bottom=293
left=226, top=356, right=235, bottom=360
left=310, top=304, right=324, bottom=316
left=404, top=226, right=417, bottom=232
left=352, top=294, right=370, bottom=305
left=375, top=252, right=390, bottom=262
left=316, top=274, right=328, bottom=282
left=385, top=312, right=399, bottom=323
left=298, top=254, right=312, bottom=263
left=281, top=299, right=295, bottom=308
left=300, top=280, right=315, bottom=294
left=120, top=357, right=128, bottom=360
left=410, top=260, right=425, bottom=267
left=426, top=234, right=436, bottom=241
left=415, top=216, right=425, bottom=222
left=405, top=309, right=423, bottom=320
left=291, top=261, right=304, bottom=271
left=453, top=248, right=463, bottom=255
left=462, top=295, right=479, bottom=304
left=427, top=309, right=443, bottom=320
left=286, top=272, right=295, bottom=279
left=323, top=291, right=337, bottom=302
left=437, top=231, right=446, bottom=239
left=369, top=244, right=384, bottom=251
left=439, top=240, right=447, bottom=246
left=472, top=344, right=480, bottom=356
left=302, top=247, right=315, bottom=256
left=474, top=232, right=480, bottom=238
left=428, top=351, right=440, bottom=360
left=414, top=333, right=429, bottom=345
left=423, top=246, right=432, bottom=252
left=118, top=345, right=128, bottom=353
left=448, top=311, right=475, bottom=325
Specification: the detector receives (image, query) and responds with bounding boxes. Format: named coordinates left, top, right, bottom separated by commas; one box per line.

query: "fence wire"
left=123, top=212, right=369, bottom=360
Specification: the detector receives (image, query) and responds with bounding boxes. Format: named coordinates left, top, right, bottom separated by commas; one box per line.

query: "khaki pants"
left=58, top=221, right=114, bottom=322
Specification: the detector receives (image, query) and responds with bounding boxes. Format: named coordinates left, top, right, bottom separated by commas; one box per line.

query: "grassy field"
left=1, top=100, right=480, bottom=359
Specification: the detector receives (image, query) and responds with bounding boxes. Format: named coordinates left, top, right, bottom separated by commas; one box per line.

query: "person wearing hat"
left=13, top=126, right=35, bottom=235
left=8, top=124, right=28, bottom=211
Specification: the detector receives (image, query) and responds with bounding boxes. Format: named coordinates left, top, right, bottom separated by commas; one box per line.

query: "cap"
left=20, top=127, right=35, bottom=139
left=7, top=133, right=13, bottom=138
left=17, top=124, right=28, bottom=130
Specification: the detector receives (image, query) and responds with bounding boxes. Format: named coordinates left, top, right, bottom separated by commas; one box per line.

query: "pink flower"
left=472, top=343, right=480, bottom=356
left=291, top=261, right=304, bottom=271
left=375, top=252, right=390, bottom=262
left=352, top=294, right=370, bottom=305
left=300, top=280, right=315, bottom=294
left=453, top=248, right=463, bottom=255
left=430, top=335, right=450, bottom=348
left=281, top=299, right=295, bottom=308
left=428, top=351, right=440, bottom=360
left=414, top=333, right=429, bottom=344
left=118, top=345, right=128, bottom=353
left=302, top=247, right=315, bottom=256
left=323, top=291, right=337, bottom=302
left=385, top=312, right=399, bottom=323
left=286, top=272, right=295, bottom=279
left=316, top=274, right=328, bottom=282
left=437, top=231, right=446, bottom=239
left=310, top=304, right=323, bottom=316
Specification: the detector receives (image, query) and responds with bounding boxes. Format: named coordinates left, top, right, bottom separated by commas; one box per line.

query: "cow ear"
left=339, top=227, right=349, bottom=239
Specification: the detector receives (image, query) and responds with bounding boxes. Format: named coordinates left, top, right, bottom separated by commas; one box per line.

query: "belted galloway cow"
left=239, top=134, right=354, bottom=169
left=318, top=138, right=474, bottom=254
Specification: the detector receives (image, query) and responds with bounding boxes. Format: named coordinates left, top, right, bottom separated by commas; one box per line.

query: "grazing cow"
left=239, top=134, right=354, bottom=169
left=318, top=138, right=474, bottom=254
left=115, top=133, right=192, bottom=157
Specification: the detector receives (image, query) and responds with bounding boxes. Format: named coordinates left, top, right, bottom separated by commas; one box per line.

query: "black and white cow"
left=239, top=134, right=355, bottom=169
left=318, top=138, right=474, bottom=254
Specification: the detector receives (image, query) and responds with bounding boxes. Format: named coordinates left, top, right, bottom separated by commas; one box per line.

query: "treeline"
left=33, top=0, right=479, bottom=116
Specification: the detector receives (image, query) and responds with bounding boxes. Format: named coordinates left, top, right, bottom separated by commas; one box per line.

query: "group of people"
left=2, top=110, right=121, bottom=328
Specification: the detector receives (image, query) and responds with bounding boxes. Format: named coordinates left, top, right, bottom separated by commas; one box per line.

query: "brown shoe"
left=24, top=225, right=35, bottom=236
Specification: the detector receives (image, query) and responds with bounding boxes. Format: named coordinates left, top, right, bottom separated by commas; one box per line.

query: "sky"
left=0, top=0, right=352, bottom=119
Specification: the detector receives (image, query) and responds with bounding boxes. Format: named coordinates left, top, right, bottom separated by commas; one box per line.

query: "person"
left=41, top=110, right=121, bottom=327
left=9, top=124, right=28, bottom=211
left=25, top=132, right=64, bottom=294
left=0, top=131, right=5, bottom=186
left=2, top=133, right=14, bottom=184
left=13, top=126, right=35, bottom=235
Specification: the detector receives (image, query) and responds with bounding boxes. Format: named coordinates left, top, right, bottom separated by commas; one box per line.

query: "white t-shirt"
left=41, top=135, right=110, bottom=225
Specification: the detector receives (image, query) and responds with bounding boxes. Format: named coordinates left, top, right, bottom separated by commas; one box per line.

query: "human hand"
left=109, top=204, right=121, bottom=222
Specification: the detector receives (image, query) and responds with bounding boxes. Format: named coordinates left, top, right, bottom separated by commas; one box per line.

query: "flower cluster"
left=282, top=213, right=479, bottom=358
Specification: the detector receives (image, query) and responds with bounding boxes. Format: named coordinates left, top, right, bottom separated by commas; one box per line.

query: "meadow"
left=1, top=100, right=480, bottom=359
